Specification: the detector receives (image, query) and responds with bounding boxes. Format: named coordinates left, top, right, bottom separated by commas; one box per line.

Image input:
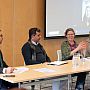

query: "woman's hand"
left=77, top=41, right=88, bottom=50
left=70, top=41, right=88, bottom=56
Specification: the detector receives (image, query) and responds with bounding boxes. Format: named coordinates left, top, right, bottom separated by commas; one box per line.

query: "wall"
left=0, top=0, right=14, bottom=66
left=0, top=0, right=88, bottom=66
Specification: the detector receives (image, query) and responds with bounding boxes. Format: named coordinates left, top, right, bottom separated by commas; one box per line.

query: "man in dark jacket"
left=0, top=30, right=18, bottom=90
left=22, top=28, right=51, bottom=65
left=22, top=27, right=51, bottom=90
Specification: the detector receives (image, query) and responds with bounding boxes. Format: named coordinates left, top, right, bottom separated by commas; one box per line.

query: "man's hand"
left=43, top=62, right=49, bottom=65
left=5, top=67, right=15, bottom=74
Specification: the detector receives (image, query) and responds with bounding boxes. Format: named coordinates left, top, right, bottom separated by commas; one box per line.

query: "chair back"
left=57, top=50, right=62, bottom=61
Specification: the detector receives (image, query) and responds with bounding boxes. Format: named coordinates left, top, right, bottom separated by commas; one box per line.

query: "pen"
left=3, top=75, right=15, bottom=77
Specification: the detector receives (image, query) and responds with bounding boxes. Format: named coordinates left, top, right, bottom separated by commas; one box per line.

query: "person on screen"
left=82, top=6, right=90, bottom=27
left=21, top=27, right=51, bottom=90
left=0, top=30, right=18, bottom=90
left=61, top=28, right=87, bottom=90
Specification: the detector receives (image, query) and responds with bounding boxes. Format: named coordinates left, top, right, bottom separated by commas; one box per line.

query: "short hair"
left=28, top=27, right=40, bottom=41
left=65, top=28, right=75, bottom=37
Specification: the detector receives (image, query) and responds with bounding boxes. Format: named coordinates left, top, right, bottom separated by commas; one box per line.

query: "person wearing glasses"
left=61, top=28, right=87, bottom=90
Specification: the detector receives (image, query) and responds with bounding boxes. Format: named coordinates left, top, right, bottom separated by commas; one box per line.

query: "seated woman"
left=61, top=28, right=87, bottom=90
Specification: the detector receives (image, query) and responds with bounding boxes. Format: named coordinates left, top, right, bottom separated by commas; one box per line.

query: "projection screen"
left=45, top=0, right=90, bottom=38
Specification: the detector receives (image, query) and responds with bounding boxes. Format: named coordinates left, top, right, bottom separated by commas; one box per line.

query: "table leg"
left=68, top=75, right=72, bottom=90
left=18, top=82, right=21, bottom=88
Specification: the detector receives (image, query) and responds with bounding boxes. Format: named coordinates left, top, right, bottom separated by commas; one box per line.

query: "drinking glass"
left=81, top=49, right=86, bottom=64
left=72, top=53, right=80, bottom=68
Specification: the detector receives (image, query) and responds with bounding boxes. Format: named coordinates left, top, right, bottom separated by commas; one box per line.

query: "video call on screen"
left=46, top=0, right=90, bottom=38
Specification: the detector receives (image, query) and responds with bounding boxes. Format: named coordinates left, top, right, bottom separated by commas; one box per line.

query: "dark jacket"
left=0, top=50, right=8, bottom=73
left=0, top=50, right=8, bottom=88
left=21, top=41, right=51, bottom=65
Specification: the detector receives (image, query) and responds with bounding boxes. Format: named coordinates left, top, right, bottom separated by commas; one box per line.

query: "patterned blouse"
left=61, top=40, right=78, bottom=61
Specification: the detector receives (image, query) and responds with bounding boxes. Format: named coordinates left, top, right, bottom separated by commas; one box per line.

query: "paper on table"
left=87, top=57, right=90, bottom=60
left=13, top=67, right=29, bottom=74
left=34, top=68, right=56, bottom=73
left=48, top=61, right=68, bottom=66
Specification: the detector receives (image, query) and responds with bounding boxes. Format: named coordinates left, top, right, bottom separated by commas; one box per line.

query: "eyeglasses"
left=67, top=34, right=74, bottom=35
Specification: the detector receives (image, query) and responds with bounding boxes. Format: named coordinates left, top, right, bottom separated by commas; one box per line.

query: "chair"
left=57, top=50, right=62, bottom=61
left=57, top=50, right=76, bottom=90
left=56, top=50, right=69, bottom=89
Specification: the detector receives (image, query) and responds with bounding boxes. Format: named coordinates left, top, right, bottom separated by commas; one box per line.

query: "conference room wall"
left=0, top=0, right=88, bottom=66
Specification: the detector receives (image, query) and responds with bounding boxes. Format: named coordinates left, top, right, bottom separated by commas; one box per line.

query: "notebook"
left=48, top=61, right=68, bottom=66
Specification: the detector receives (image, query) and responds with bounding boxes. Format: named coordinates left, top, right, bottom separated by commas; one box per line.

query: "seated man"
left=0, top=30, right=18, bottom=90
left=21, top=27, right=51, bottom=90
